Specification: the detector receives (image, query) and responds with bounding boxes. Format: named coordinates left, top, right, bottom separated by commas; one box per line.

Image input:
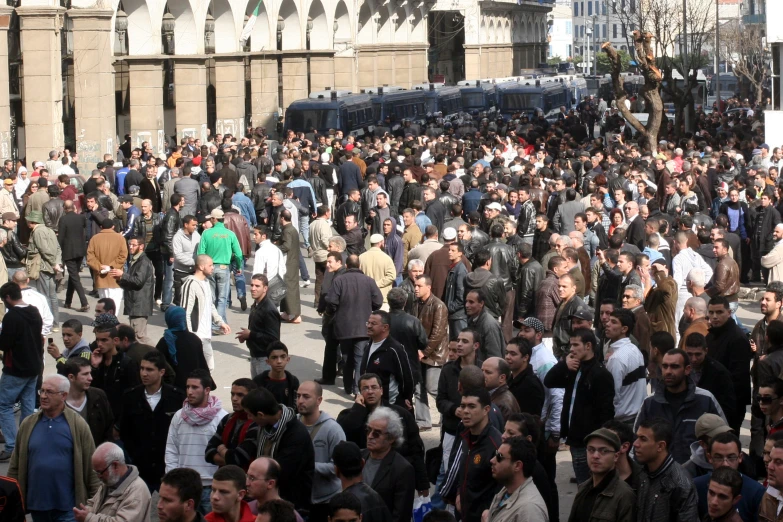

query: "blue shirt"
left=415, top=212, right=432, bottom=233
left=27, top=413, right=75, bottom=511
left=115, top=167, right=129, bottom=195
left=694, top=472, right=765, bottom=522
left=231, top=192, right=257, bottom=227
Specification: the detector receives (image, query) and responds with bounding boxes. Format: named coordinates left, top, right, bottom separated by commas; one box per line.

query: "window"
left=622, top=25, right=627, bottom=38
left=602, top=1, right=607, bottom=14
left=574, top=2, right=578, bottom=15
left=588, top=1, right=592, bottom=15
left=568, top=44, right=572, bottom=56
left=613, top=24, right=617, bottom=38
left=566, top=21, right=572, bottom=35
left=603, top=24, right=606, bottom=38
left=630, top=0, right=635, bottom=12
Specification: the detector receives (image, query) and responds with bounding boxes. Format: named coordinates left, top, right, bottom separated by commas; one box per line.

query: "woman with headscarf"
left=156, top=306, right=213, bottom=390
left=382, top=216, right=404, bottom=286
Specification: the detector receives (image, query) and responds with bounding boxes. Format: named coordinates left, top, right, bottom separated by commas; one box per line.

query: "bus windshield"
left=286, top=109, right=338, bottom=131
left=461, top=92, right=485, bottom=108
left=501, top=93, right=543, bottom=111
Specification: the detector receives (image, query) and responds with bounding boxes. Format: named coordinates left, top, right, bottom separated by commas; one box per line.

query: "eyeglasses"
left=94, top=462, right=113, bottom=475
left=711, top=455, right=739, bottom=464
left=360, top=385, right=381, bottom=393
left=494, top=450, right=506, bottom=462
left=38, top=389, right=61, bottom=397
left=246, top=475, right=268, bottom=483
left=586, top=446, right=617, bottom=456
left=365, top=427, right=387, bottom=439
left=757, top=394, right=778, bottom=405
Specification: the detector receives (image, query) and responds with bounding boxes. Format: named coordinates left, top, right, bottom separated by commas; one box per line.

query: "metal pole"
left=715, top=0, right=721, bottom=109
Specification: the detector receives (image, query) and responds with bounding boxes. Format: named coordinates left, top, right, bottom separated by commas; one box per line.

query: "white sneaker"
left=300, top=280, right=311, bottom=288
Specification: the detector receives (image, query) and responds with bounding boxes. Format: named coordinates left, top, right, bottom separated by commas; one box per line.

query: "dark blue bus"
left=457, top=80, right=497, bottom=112
left=284, top=91, right=374, bottom=135
left=363, top=87, right=428, bottom=124
left=412, top=83, right=464, bottom=117
left=496, top=79, right=568, bottom=121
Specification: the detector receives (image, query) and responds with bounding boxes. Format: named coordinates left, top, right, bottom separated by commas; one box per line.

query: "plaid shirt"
left=535, top=271, right=562, bottom=332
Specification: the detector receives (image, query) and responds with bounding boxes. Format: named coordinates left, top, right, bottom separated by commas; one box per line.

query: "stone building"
left=0, top=0, right=551, bottom=169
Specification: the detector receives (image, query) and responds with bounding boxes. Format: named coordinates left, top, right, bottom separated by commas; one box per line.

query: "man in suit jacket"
left=624, top=201, right=646, bottom=250
left=278, top=210, right=301, bottom=323
left=360, top=406, right=416, bottom=522
left=59, top=199, right=89, bottom=310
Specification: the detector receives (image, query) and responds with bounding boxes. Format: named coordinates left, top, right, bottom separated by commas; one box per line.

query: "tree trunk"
left=603, top=31, right=664, bottom=152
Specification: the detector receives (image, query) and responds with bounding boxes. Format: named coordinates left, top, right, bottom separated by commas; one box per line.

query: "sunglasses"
left=365, top=427, right=387, bottom=439
left=757, top=394, right=778, bottom=405
left=494, top=450, right=506, bottom=462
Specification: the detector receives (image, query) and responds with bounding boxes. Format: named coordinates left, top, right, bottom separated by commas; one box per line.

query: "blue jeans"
left=729, top=301, right=749, bottom=335
left=0, top=373, right=38, bottom=453
left=31, top=510, right=77, bottom=522
left=36, top=271, right=59, bottom=326
left=209, top=265, right=231, bottom=324
left=571, top=446, right=590, bottom=485
left=299, top=216, right=311, bottom=248
left=299, top=251, right=310, bottom=281
left=198, top=487, right=212, bottom=515
left=233, top=259, right=246, bottom=299
left=162, top=257, right=174, bottom=307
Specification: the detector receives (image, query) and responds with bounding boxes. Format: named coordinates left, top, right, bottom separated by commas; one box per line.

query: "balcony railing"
left=742, top=13, right=766, bottom=24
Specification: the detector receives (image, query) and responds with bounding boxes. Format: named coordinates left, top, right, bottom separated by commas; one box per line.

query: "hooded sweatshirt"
left=0, top=304, right=44, bottom=377
left=301, top=411, right=346, bottom=504
left=165, top=396, right=228, bottom=485
left=55, top=337, right=92, bottom=375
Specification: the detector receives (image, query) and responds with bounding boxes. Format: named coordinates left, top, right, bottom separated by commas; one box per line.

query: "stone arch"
left=277, top=0, right=302, bottom=50
left=124, top=0, right=159, bottom=55
left=334, top=0, right=351, bottom=41
left=167, top=0, right=199, bottom=55
left=526, top=21, right=532, bottom=43
left=307, top=0, right=329, bottom=49
left=488, top=19, right=494, bottom=43
left=213, top=0, right=236, bottom=53
left=357, top=0, right=373, bottom=45
left=540, top=21, right=545, bottom=42
left=504, top=18, right=510, bottom=43
left=393, top=4, right=408, bottom=42
left=376, top=4, right=392, bottom=44
left=410, top=7, right=424, bottom=42
left=246, top=0, right=272, bottom=52
left=480, top=17, right=485, bottom=42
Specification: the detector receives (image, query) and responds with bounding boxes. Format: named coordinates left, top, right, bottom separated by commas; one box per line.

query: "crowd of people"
left=0, top=95, right=782, bottom=522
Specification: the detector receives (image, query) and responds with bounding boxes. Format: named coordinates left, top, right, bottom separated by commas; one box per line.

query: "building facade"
left=0, top=0, right=551, bottom=170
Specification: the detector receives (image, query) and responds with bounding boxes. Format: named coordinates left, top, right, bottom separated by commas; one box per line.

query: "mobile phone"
left=48, top=338, right=54, bottom=344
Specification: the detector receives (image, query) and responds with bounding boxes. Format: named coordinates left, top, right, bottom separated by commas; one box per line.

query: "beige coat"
left=85, top=465, right=151, bottom=522
left=0, top=188, right=18, bottom=218
left=359, top=246, right=397, bottom=301
left=401, top=223, right=422, bottom=271
left=87, top=229, right=129, bottom=289
left=762, top=242, right=783, bottom=284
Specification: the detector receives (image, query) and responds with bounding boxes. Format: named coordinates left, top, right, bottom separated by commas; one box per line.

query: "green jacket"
left=29, top=224, right=62, bottom=274
left=9, top=407, right=101, bottom=506
left=568, top=470, right=636, bottom=522
left=197, top=222, right=243, bottom=265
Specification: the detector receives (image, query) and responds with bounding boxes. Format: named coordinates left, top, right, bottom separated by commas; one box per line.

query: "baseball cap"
left=487, top=202, right=502, bottom=211
left=584, top=428, right=621, bottom=451
left=33, top=161, right=44, bottom=168
left=332, top=441, right=363, bottom=476
left=569, top=307, right=594, bottom=322
left=1, top=212, right=17, bottom=221
left=210, top=208, right=224, bottom=220
left=442, top=228, right=457, bottom=241
left=718, top=182, right=729, bottom=192
left=26, top=210, right=43, bottom=224
left=91, top=313, right=119, bottom=328
left=3, top=179, right=13, bottom=186
left=496, top=183, right=508, bottom=192
left=695, top=413, right=732, bottom=439
left=370, top=234, right=384, bottom=244
left=520, top=317, right=544, bottom=333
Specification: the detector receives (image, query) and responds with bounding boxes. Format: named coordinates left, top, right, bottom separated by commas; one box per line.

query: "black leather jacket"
left=464, top=268, right=507, bottom=319
left=160, top=208, right=181, bottom=256
left=199, top=189, right=222, bottom=215
left=132, top=213, right=162, bottom=252
left=42, top=198, right=65, bottom=234
left=515, top=258, right=545, bottom=319
left=0, top=226, right=26, bottom=268
left=485, top=238, right=518, bottom=291
left=438, top=193, right=458, bottom=210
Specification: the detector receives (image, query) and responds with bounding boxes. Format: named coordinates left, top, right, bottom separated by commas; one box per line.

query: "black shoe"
left=240, top=297, right=247, bottom=311
left=88, top=290, right=99, bottom=298
left=0, top=450, right=11, bottom=462
left=315, top=378, right=336, bottom=385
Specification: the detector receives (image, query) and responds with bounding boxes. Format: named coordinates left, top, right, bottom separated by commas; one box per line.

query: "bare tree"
left=719, top=20, right=769, bottom=105
left=603, top=31, right=664, bottom=151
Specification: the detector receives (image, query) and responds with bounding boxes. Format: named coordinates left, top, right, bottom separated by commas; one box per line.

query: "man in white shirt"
left=55, top=157, right=75, bottom=176
left=172, top=215, right=201, bottom=306
left=12, top=270, right=53, bottom=336
left=672, top=231, right=713, bottom=327
left=252, top=225, right=286, bottom=282
left=604, top=308, right=647, bottom=425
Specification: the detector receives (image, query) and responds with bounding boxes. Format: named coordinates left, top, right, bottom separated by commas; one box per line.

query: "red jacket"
left=205, top=501, right=256, bottom=522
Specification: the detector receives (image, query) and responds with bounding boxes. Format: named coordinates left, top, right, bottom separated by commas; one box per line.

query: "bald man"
left=74, top=442, right=151, bottom=522
left=762, top=223, right=783, bottom=284
left=679, top=297, right=709, bottom=349
left=481, top=357, right=520, bottom=422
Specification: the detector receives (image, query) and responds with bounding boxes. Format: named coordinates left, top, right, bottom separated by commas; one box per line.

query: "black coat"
left=360, top=449, right=415, bottom=522
left=58, top=212, right=87, bottom=260
left=388, top=309, right=428, bottom=383
left=253, top=370, right=300, bottom=408
left=91, top=351, right=141, bottom=421
left=156, top=332, right=214, bottom=391
left=625, top=215, right=646, bottom=250
left=0, top=226, right=27, bottom=268
left=324, top=268, right=383, bottom=340
left=359, top=336, right=415, bottom=407
left=81, top=387, right=115, bottom=447
left=544, top=357, right=615, bottom=447
left=118, top=253, right=155, bottom=317
left=337, top=402, right=429, bottom=493
left=507, top=365, right=545, bottom=416
left=246, top=295, right=281, bottom=358
left=707, top=320, right=753, bottom=408
left=120, top=383, right=185, bottom=486
left=338, top=161, right=363, bottom=197
left=343, top=482, right=393, bottom=522
left=695, top=356, right=737, bottom=423
left=425, top=199, right=447, bottom=234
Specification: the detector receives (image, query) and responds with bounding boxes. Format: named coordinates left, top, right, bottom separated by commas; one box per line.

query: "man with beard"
left=157, top=468, right=207, bottom=522
left=205, top=379, right=260, bottom=471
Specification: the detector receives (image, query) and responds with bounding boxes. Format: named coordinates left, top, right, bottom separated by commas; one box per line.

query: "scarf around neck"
left=181, top=395, right=223, bottom=426
left=255, top=404, right=295, bottom=459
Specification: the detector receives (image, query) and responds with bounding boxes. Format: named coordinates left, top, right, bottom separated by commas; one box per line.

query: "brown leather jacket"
left=707, top=255, right=740, bottom=300
left=411, top=293, right=448, bottom=367
left=759, top=491, right=783, bottom=522
left=490, top=385, right=520, bottom=422
left=223, top=211, right=251, bottom=258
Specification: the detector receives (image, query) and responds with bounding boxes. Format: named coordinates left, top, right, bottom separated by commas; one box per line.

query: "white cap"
left=442, top=228, right=457, bottom=241
left=320, top=152, right=330, bottom=163
left=370, top=234, right=384, bottom=244
left=487, top=202, right=502, bottom=211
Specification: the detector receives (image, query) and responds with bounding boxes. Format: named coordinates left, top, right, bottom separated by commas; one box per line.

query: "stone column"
left=463, top=46, right=481, bottom=80
left=17, top=5, right=66, bottom=163
left=68, top=8, right=116, bottom=171
left=127, top=58, right=165, bottom=155
left=333, top=55, right=354, bottom=91
left=0, top=6, right=13, bottom=160
left=309, top=52, right=335, bottom=92
left=214, top=56, right=245, bottom=137
left=281, top=53, right=308, bottom=110
left=174, top=57, right=207, bottom=143
left=249, top=55, right=278, bottom=132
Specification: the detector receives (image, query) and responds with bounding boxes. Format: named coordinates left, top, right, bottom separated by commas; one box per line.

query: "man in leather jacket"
left=464, top=249, right=506, bottom=320
left=515, top=243, right=544, bottom=321
left=0, top=212, right=26, bottom=279
left=42, top=186, right=64, bottom=234
left=485, top=223, right=519, bottom=340
left=159, top=193, right=184, bottom=310
left=199, top=181, right=222, bottom=215
left=334, top=190, right=361, bottom=236
left=133, top=198, right=163, bottom=302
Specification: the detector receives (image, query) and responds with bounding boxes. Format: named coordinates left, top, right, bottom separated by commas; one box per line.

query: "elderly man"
left=73, top=442, right=151, bottom=522
left=762, top=223, right=783, bottom=283
left=359, top=234, right=397, bottom=302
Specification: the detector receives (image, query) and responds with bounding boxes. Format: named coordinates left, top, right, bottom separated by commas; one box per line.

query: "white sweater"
left=165, top=408, right=228, bottom=485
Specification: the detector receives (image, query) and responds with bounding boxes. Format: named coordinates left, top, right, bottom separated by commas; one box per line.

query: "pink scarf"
left=180, top=395, right=223, bottom=426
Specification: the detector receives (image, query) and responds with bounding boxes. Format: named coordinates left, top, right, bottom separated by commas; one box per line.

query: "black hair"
left=327, top=492, right=363, bottom=518
left=62, top=357, right=91, bottom=378
left=97, top=297, right=116, bottom=313
left=62, top=318, right=83, bottom=335
left=710, top=466, right=743, bottom=498
left=708, top=295, right=731, bottom=310
left=684, top=332, right=707, bottom=350
left=650, top=331, right=675, bottom=353
left=232, top=378, right=257, bottom=391
left=609, top=308, right=636, bottom=335
left=0, top=282, right=21, bottom=301
left=504, top=436, right=538, bottom=478
left=603, top=418, right=635, bottom=447
left=212, top=465, right=247, bottom=493
left=462, top=387, right=492, bottom=408
left=256, top=499, right=296, bottom=522
left=187, top=369, right=213, bottom=390
left=241, top=388, right=281, bottom=416
left=507, top=337, right=532, bottom=359
left=161, top=468, right=203, bottom=505
left=570, top=328, right=597, bottom=350
left=141, top=350, right=167, bottom=371
left=267, top=341, right=289, bottom=356
left=709, top=431, right=742, bottom=454
left=638, top=417, right=673, bottom=449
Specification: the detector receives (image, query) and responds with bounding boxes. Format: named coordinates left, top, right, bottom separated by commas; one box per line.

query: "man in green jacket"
left=9, top=374, right=100, bottom=519
left=197, top=208, right=243, bottom=325
left=27, top=209, right=62, bottom=331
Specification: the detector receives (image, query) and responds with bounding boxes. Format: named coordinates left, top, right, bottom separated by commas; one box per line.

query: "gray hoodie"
left=301, top=411, right=346, bottom=504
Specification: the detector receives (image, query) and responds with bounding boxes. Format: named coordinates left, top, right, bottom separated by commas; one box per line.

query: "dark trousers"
left=314, top=261, right=326, bottom=307
left=340, top=337, right=366, bottom=395
left=64, top=257, right=87, bottom=307
left=173, top=269, right=190, bottom=306
left=322, top=328, right=340, bottom=384
left=147, top=250, right=164, bottom=300
left=538, top=450, right=560, bottom=522
left=502, top=288, right=515, bottom=342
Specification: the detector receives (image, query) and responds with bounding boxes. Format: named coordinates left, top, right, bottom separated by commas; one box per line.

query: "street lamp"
left=204, top=13, right=215, bottom=54
left=115, top=8, right=128, bottom=56
left=162, top=11, right=175, bottom=54
left=585, top=25, right=592, bottom=75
